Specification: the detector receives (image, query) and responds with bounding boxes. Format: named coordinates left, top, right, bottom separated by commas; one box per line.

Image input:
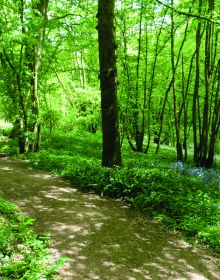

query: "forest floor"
left=0, top=158, right=220, bottom=280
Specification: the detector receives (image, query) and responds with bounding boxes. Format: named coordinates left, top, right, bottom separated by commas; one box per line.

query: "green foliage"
left=0, top=138, right=19, bottom=156
left=198, top=226, right=220, bottom=253
left=0, top=198, right=61, bottom=279
left=42, top=110, right=61, bottom=133
left=0, top=198, right=18, bottom=214
left=0, top=121, right=18, bottom=155
left=74, top=89, right=101, bottom=133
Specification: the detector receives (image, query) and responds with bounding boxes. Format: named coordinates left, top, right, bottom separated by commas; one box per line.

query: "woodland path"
left=0, top=158, right=219, bottom=280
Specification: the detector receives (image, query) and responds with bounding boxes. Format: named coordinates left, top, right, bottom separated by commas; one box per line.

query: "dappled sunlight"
left=186, top=273, right=209, bottom=280
left=0, top=166, right=14, bottom=171
left=0, top=158, right=219, bottom=280
left=30, top=173, right=54, bottom=180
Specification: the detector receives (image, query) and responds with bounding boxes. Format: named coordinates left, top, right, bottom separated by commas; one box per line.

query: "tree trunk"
left=28, top=0, right=49, bottom=152
left=194, top=0, right=218, bottom=167
left=97, top=0, right=122, bottom=167
left=171, top=0, right=183, bottom=161
left=192, top=0, right=203, bottom=164
left=133, top=4, right=144, bottom=152
left=156, top=21, right=189, bottom=154
left=119, top=12, right=132, bottom=149
left=206, top=59, right=220, bottom=167
left=145, top=8, right=167, bottom=154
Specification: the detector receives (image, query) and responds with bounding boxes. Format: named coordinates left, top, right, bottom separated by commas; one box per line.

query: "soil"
left=0, top=158, right=219, bottom=280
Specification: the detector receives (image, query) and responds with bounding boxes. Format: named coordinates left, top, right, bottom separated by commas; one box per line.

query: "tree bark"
left=97, top=0, right=122, bottom=167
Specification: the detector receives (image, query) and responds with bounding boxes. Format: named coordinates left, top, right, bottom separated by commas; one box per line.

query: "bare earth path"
left=0, top=158, right=219, bottom=280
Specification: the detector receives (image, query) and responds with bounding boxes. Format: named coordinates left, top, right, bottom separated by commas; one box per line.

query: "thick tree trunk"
left=97, top=0, right=122, bottom=167
left=182, top=51, right=196, bottom=162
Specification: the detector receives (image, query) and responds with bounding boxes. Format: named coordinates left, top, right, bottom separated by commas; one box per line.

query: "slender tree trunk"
left=133, top=4, right=144, bottom=152
left=80, top=51, right=87, bottom=90
left=156, top=16, right=191, bottom=154
left=97, top=0, right=122, bottom=167
left=29, top=0, right=49, bottom=152
left=142, top=24, right=148, bottom=152
left=199, top=0, right=215, bottom=166
left=119, top=13, right=132, bottom=148
left=181, top=55, right=187, bottom=162
left=193, top=0, right=203, bottom=164
left=75, top=53, right=84, bottom=88
left=206, top=59, right=220, bottom=167
left=199, top=25, right=211, bottom=164
left=171, top=0, right=183, bottom=161
left=145, top=8, right=167, bottom=154
left=181, top=50, right=196, bottom=161
left=16, top=0, right=28, bottom=153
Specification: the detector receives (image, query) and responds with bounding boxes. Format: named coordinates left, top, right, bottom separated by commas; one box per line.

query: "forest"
left=0, top=0, right=220, bottom=279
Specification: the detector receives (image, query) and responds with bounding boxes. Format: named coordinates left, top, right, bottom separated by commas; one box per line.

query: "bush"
left=0, top=138, right=18, bottom=156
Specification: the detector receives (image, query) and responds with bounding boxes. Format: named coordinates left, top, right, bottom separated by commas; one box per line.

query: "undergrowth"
left=15, top=131, right=220, bottom=254
left=0, top=197, right=63, bottom=279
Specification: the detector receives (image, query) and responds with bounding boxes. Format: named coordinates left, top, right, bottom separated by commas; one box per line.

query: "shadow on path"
left=0, top=158, right=219, bottom=279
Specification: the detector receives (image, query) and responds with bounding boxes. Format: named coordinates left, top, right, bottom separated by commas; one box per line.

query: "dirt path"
left=0, top=158, right=219, bottom=280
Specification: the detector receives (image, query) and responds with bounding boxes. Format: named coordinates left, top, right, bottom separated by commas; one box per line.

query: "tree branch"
left=49, top=13, right=82, bottom=21
left=155, top=0, right=219, bottom=25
